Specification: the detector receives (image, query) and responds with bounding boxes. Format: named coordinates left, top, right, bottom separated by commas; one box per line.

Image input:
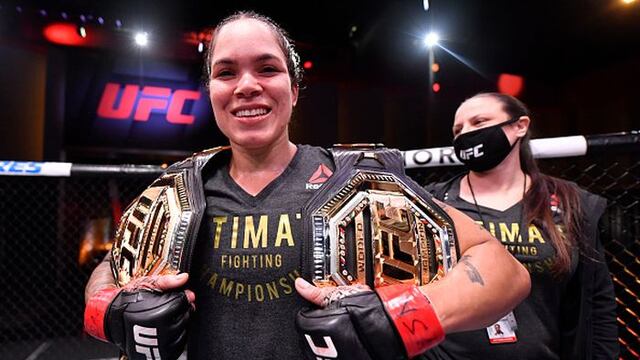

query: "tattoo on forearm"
left=85, top=260, right=117, bottom=302
left=459, top=255, right=485, bottom=286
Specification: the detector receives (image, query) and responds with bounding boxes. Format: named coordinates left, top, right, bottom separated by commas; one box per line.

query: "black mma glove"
left=296, top=284, right=444, bottom=360
left=85, top=288, right=190, bottom=360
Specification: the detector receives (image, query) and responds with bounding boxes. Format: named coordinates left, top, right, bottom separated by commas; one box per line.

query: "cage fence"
left=0, top=132, right=638, bottom=359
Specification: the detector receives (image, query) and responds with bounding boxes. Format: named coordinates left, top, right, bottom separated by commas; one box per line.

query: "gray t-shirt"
left=187, top=145, right=334, bottom=360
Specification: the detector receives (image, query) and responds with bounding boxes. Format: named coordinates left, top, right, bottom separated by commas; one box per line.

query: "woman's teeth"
left=235, top=108, right=268, bottom=117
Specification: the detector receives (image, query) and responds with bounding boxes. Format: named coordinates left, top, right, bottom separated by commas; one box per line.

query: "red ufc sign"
left=97, top=83, right=202, bottom=124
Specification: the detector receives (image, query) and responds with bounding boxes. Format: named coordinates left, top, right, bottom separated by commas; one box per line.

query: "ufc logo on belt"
left=459, top=144, right=484, bottom=160
left=134, top=325, right=161, bottom=360
left=97, top=82, right=202, bottom=124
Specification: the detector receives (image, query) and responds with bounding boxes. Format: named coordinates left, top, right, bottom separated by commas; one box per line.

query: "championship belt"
left=303, top=145, right=458, bottom=288
left=110, top=147, right=227, bottom=286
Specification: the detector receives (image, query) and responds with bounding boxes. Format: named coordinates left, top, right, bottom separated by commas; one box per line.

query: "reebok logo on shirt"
left=306, top=164, right=333, bottom=190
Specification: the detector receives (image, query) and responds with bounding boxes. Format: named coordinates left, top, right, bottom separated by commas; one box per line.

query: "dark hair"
left=204, top=11, right=302, bottom=87
left=470, top=92, right=582, bottom=275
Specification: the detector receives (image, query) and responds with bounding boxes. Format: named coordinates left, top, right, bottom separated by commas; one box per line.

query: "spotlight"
left=198, top=41, right=204, bottom=53
left=115, top=19, right=122, bottom=28
left=424, top=32, right=440, bottom=48
left=77, top=25, right=87, bottom=38
left=97, top=17, right=104, bottom=25
left=349, top=25, right=357, bottom=38
left=134, top=32, right=148, bottom=47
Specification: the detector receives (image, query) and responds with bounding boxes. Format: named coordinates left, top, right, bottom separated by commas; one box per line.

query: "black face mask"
left=453, top=117, right=520, bottom=172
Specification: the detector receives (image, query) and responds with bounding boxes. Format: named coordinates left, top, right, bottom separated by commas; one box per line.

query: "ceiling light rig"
left=9, top=3, right=213, bottom=55
left=7, top=3, right=124, bottom=35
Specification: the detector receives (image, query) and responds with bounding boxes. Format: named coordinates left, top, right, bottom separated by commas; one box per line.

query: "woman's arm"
left=84, top=252, right=195, bottom=303
left=422, top=199, right=531, bottom=333
left=84, top=253, right=117, bottom=303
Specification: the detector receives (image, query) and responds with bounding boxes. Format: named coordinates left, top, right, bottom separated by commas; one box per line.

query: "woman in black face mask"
left=424, top=92, right=618, bottom=360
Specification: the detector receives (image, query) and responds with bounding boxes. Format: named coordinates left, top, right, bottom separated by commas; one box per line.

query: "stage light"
left=432, top=82, right=441, bottom=93
left=622, top=0, right=636, bottom=4
left=424, top=32, right=440, bottom=48
left=497, top=73, right=525, bottom=97
left=77, top=25, right=87, bottom=38
left=115, top=19, right=122, bottom=28
left=198, top=41, right=204, bottom=53
left=431, top=62, right=440, bottom=73
left=303, top=61, right=313, bottom=70
left=43, top=22, right=89, bottom=46
left=134, top=32, right=148, bottom=47
left=97, top=17, right=104, bottom=25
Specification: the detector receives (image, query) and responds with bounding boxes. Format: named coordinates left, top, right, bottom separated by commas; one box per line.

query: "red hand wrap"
left=84, top=287, right=120, bottom=341
left=377, top=284, right=444, bottom=358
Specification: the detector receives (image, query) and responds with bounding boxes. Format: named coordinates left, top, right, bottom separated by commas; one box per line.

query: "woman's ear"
left=515, top=116, right=530, bottom=138
left=291, top=84, right=299, bottom=107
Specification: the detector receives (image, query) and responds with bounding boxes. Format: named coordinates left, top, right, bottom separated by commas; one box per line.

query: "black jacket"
left=425, top=175, right=618, bottom=360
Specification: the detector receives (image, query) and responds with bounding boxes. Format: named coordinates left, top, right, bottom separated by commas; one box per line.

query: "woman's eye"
left=215, top=69, right=234, bottom=78
left=261, top=66, right=279, bottom=74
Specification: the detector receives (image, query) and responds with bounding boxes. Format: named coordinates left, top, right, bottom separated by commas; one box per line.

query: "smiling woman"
left=207, top=17, right=299, bottom=158
left=83, top=11, right=531, bottom=360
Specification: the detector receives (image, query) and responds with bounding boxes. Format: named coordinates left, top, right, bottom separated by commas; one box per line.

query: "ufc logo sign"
left=133, top=325, right=161, bottom=359
left=458, top=144, right=484, bottom=160
left=304, top=334, right=338, bottom=360
left=97, top=82, right=201, bottom=124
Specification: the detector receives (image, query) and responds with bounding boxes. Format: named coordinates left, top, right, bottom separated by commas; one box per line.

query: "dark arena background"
left=1, top=0, right=639, bottom=359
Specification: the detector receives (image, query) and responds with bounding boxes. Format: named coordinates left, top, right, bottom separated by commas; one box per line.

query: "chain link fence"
left=408, top=145, right=639, bottom=359
left=0, top=133, right=638, bottom=359
left=0, top=173, right=158, bottom=359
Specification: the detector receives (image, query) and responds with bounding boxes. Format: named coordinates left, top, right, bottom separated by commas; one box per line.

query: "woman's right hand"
left=124, top=273, right=196, bottom=309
